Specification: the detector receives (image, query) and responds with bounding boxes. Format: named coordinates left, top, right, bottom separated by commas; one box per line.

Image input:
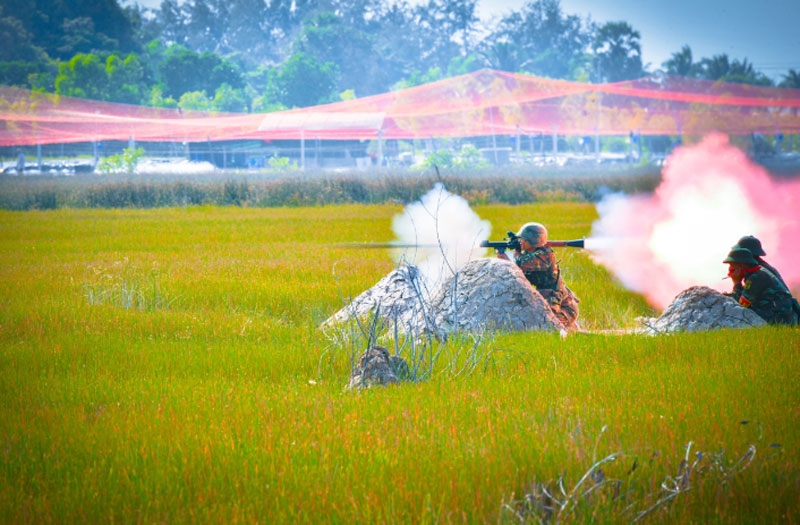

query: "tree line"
left=2, top=0, right=798, bottom=113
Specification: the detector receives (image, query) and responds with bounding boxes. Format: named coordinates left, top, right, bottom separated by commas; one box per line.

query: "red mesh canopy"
left=2, top=69, right=799, bottom=147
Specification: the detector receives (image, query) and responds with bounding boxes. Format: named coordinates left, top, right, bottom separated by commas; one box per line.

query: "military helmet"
left=736, top=235, right=766, bottom=256
left=723, top=247, right=758, bottom=266
left=516, top=222, right=548, bottom=246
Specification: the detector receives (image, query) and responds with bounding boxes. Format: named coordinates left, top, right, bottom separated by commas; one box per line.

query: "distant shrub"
left=416, top=145, right=491, bottom=171
left=97, top=147, right=145, bottom=174
left=268, top=154, right=298, bottom=171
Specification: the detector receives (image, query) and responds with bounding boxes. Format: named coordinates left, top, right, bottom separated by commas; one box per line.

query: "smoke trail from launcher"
left=388, top=183, right=584, bottom=289
left=587, top=133, right=800, bottom=309
left=390, top=182, right=492, bottom=289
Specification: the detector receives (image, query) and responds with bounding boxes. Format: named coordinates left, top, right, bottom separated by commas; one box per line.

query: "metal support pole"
left=595, top=126, right=600, bottom=160
left=637, top=128, right=642, bottom=160
left=377, top=129, right=383, bottom=167
left=300, top=130, right=305, bottom=170
left=552, top=125, right=558, bottom=157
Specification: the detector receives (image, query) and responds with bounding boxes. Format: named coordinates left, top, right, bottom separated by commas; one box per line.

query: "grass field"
left=1, top=203, right=798, bottom=523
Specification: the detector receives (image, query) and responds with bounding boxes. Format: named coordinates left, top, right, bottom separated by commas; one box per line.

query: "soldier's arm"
left=739, top=272, right=772, bottom=308
left=726, top=281, right=743, bottom=299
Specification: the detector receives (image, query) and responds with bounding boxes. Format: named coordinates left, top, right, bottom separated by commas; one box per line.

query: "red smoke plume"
left=587, top=133, right=800, bottom=309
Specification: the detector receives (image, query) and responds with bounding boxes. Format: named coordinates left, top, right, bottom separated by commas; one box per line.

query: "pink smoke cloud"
left=588, top=133, right=800, bottom=309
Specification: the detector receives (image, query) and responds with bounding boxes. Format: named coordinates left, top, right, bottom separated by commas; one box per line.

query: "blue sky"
left=479, top=0, right=799, bottom=80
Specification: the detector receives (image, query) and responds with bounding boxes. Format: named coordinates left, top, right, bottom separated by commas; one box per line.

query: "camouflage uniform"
left=733, top=236, right=800, bottom=320
left=515, top=246, right=580, bottom=330
left=729, top=266, right=798, bottom=325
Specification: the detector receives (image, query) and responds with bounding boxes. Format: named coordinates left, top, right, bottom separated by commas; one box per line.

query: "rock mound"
left=407, top=258, right=564, bottom=337
left=348, top=345, right=410, bottom=390
left=638, top=286, right=767, bottom=334
left=325, top=259, right=564, bottom=338
left=323, top=264, right=431, bottom=330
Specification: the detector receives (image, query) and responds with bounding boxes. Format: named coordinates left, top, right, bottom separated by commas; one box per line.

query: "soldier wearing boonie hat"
left=733, top=235, right=800, bottom=319
left=495, top=222, right=580, bottom=331
left=723, top=246, right=797, bottom=325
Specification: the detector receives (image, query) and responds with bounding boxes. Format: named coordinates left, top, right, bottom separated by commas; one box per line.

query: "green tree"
left=124, top=3, right=161, bottom=51
left=698, top=54, right=732, bottom=81
left=58, top=17, right=118, bottom=58
left=482, top=0, right=590, bottom=79
left=293, top=12, right=379, bottom=96
left=271, top=52, right=339, bottom=108
left=778, top=69, right=800, bottom=89
left=158, top=45, right=243, bottom=100
left=591, top=21, right=644, bottom=82
left=54, top=53, right=108, bottom=100
left=662, top=45, right=697, bottom=77
left=178, top=90, right=213, bottom=111
left=367, top=2, right=426, bottom=90
left=106, top=53, right=146, bottom=104
left=184, top=0, right=228, bottom=53
left=410, top=0, right=479, bottom=72
left=157, top=0, right=188, bottom=46
left=478, top=42, right=520, bottom=73
left=147, top=84, right=178, bottom=108
left=3, top=0, right=138, bottom=60
left=53, top=51, right=147, bottom=104
left=0, top=13, right=43, bottom=62
left=392, top=67, right=445, bottom=90
left=212, top=83, right=249, bottom=112
left=0, top=10, right=50, bottom=88
left=724, top=58, right=773, bottom=86
left=696, top=54, right=773, bottom=86
left=222, top=0, right=270, bottom=60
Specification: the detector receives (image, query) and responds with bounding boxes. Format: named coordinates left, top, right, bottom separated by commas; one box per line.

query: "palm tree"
left=778, top=69, right=800, bottom=89
left=662, top=45, right=695, bottom=77
left=697, top=54, right=773, bottom=86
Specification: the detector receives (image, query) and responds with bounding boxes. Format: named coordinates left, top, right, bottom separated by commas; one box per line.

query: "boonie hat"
left=736, top=235, right=766, bottom=256
left=723, top=247, right=758, bottom=265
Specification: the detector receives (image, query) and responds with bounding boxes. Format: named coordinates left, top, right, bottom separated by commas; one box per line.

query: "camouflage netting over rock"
left=325, top=259, right=564, bottom=338
left=638, top=286, right=767, bottom=334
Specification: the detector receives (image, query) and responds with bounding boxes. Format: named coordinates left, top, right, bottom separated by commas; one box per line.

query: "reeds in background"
left=0, top=168, right=660, bottom=210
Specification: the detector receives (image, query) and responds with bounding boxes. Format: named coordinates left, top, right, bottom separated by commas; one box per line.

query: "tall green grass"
left=0, top=204, right=797, bottom=523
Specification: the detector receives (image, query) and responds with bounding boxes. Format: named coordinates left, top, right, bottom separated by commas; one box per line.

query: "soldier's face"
left=727, top=263, right=746, bottom=281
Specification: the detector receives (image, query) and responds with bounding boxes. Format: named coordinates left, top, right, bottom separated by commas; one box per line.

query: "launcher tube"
left=546, top=239, right=585, bottom=248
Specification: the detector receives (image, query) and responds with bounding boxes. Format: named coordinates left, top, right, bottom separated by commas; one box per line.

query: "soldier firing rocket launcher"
left=340, top=225, right=584, bottom=252
left=480, top=230, right=585, bottom=253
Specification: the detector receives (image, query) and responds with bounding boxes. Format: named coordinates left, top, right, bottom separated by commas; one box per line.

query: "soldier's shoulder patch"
left=739, top=295, right=752, bottom=308
left=744, top=280, right=751, bottom=290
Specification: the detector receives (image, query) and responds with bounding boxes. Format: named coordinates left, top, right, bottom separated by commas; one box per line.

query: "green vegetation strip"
left=0, top=205, right=797, bottom=523
left=0, top=169, right=660, bottom=210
